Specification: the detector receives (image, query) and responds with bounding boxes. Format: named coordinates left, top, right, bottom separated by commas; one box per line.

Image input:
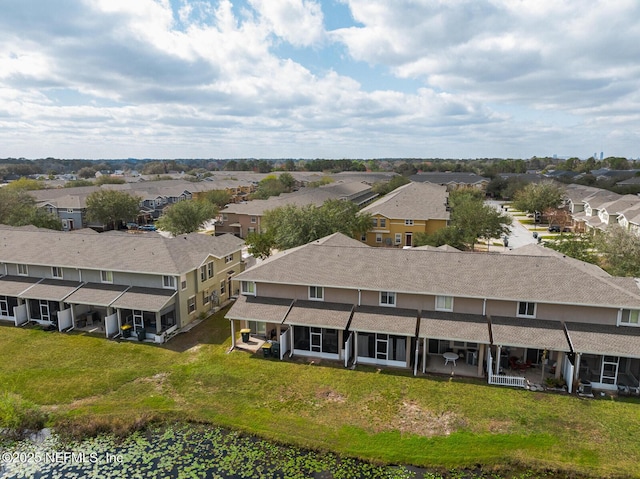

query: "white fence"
left=487, top=353, right=527, bottom=388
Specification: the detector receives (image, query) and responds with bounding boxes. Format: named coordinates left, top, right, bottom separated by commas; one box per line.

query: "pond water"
left=1, top=424, right=426, bottom=479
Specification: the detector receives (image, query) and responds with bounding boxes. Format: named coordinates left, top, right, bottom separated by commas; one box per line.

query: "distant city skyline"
left=1, top=1, right=639, bottom=160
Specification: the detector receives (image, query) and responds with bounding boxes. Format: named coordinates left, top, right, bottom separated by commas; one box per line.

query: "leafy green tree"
left=85, top=190, right=141, bottom=229
left=77, top=167, right=96, bottom=179
left=250, top=175, right=287, bottom=199
left=278, top=172, right=295, bottom=191
left=414, top=188, right=511, bottom=251
left=156, top=200, right=216, bottom=236
left=201, top=190, right=232, bottom=209
left=0, top=189, right=61, bottom=230
left=512, top=181, right=565, bottom=217
left=594, top=226, right=640, bottom=276
left=247, top=200, right=372, bottom=256
left=95, top=175, right=126, bottom=186
left=65, top=179, right=94, bottom=188
left=246, top=231, right=275, bottom=260
left=284, top=159, right=296, bottom=171
left=545, top=234, right=597, bottom=264
left=371, top=175, right=410, bottom=196
left=5, top=177, right=45, bottom=191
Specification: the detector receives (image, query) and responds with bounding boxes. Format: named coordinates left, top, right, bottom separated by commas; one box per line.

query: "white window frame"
left=360, top=233, right=366, bottom=241
left=250, top=216, right=257, bottom=224
left=405, top=219, right=414, bottom=226
left=619, top=309, right=640, bottom=326
left=207, top=261, right=214, bottom=279
left=203, top=290, right=210, bottom=305
left=101, top=270, right=113, bottom=284
left=241, top=281, right=255, bottom=296
left=372, top=218, right=378, bottom=227
left=308, top=286, right=324, bottom=301
left=220, top=280, right=226, bottom=295
left=517, top=301, right=536, bottom=318
left=379, top=291, right=396, bottom=307
left=435, top=295, right=453, bottom=312
left=394, top=233, right=402, bottom=245
left=17, top=264, right=28, bottom=276
left=67, top=208, right=74, bottom=213
left=379, top=218, right=386, bottom=228
left=375, top=233, right=382, bottom=243
left=51, top=266, right=63, bottom=279
left=163, top=275, right=176, bottom=289
left=225, top=254, right=234, bottom=264
left=188, top=296, right=196, bottom=314
left=200, top=265, right=207, bottom=282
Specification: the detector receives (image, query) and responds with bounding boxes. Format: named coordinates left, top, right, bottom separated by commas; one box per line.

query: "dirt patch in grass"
left=316, top=388, right=346, bottom=403
left=368, top=400, right=459, bottom=437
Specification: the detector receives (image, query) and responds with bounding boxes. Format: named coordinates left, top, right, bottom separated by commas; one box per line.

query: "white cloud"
left=248, top=0, right=325, bottom=47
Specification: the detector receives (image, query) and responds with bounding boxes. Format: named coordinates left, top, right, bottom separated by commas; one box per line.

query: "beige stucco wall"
left=536, top=303, right=618, bottom=324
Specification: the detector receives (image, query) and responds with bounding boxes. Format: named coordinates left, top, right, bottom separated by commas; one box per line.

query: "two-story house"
left=0, top=226, right=244, bottom=343
left=358, top=182, right=450, bottom=247
left=226, top=233, right=640, bottom=393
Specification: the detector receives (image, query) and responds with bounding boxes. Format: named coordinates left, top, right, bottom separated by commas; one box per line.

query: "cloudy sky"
left=1, top=0, right=639, bottom=160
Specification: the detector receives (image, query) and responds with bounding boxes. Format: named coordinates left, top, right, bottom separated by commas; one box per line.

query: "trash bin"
left=121, top=325, right=132, bottom=338
left=578, top=380, right=592, bottom=395
left=271, top=342, right=280, bottom=358
left=532, top=232, right=538, bottom=239
left=240, top=328, right=251, bottom=343
left=137, top=328, right=146, bottom=342
left=261, top=342, right=272, bottom=358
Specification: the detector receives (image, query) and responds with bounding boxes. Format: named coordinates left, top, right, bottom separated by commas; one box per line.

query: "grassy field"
left=2, top=309, right=640, bottom=478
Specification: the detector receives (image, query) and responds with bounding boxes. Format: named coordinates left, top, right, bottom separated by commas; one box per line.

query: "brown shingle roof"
left=0, top=226, right=244, bottom=276
left=225, top=295, right=293, bottom=323
left=110, top=287, right=176, bottom=312
left=0, top=276, right=41, bottom=296
left=284, top=300, right=353, bottom=329
left=490, top=316, right=570, bottom=351
left=20, top=279, right=82, bottom=301
left=565, top=322, right=640, bottom=358
left=350, top=306, right=418, bottom=335
left=418, top=311, right=490, bottom=344
left=360, top=182, right=450, bottom=220
left=64, top=283, right=128, bottom=306
left=236, top=234, right=640, bottom=309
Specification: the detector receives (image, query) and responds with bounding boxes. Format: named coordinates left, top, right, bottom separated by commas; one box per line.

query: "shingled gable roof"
left=236, top=233, right=640, bottom=309
left=0, top=226, right=244, bottom=276
left=359, top=182, right=450, bottom=221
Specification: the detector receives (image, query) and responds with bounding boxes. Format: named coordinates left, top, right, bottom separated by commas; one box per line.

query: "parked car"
left=548, top=225, right=561, bottom=232
left=126, top=222, right=138, bottom=230
left=139, top=224, right=157, bottom=231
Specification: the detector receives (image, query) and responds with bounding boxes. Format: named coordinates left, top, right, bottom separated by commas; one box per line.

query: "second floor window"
left=17, top=264, right=28, bottom=276
left=52, top=267, right=63, bottom=279
left=405, top=219, right=414, bottom=226
left=517, top=301, right=536, bottom=317
left=225, top=254, right=234, bottom=263
left=380, top=291, right=396, bottom=306
left=163, top=275, right=176, bottom=289
left=241, top=281, right=255, bottom=295
left=200, top=265, right=207, bottom=282
left=207, top=262, right=214, bottom=278
left=620, top=309, right=639, bottom=326
left=309, top=286, right=324, bottom=301
left=379, top=218, right=386, bottom=227
left=101, top=271, right=113, bottom=283
left=435, top=295, right=453, bottom=311
left=372, top=218, right=378, bottom=227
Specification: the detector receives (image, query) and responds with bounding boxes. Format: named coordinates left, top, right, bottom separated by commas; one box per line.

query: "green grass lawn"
left=2, top=311, right=640, bottom=478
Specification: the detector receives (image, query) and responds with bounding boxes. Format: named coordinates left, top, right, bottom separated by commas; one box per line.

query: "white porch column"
left=496, top=345, right=502, bottom=375
left=413, top=338, right=419, bottom=376
left=155, top=312, right=161, bottom=334
left=230, top=320, right=236, bottom=349
left=353, top=332, right=358, bottom=365
left=422, top=337, right=427, bottom=373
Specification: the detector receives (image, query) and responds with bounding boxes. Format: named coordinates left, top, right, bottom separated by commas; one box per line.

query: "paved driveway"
left=485, top=200, right=538, bottom=250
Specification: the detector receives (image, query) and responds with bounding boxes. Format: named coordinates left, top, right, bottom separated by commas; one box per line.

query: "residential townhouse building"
left=216, top=181, right=378, bottom=238
left=226, top=233, right=640, bottom=394
left=409, top=172, right=490, bottom=191
left=0, top=226, right=244, bottom=343
left=358, top=182, right=450, bottom=247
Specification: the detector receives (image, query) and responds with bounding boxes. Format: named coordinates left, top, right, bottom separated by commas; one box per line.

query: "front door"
left=40, top=301, right=50, bottom=321
left=405, top=233, right=413, bottom=247
left=601, top=356, right=619, bottom=385
left=68, top=219, right=75, bottom=230
left=133, top=310, right=144, bottom=332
